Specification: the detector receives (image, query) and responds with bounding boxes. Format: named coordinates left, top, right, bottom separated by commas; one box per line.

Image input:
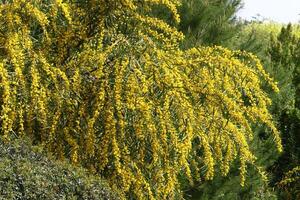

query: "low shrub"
left=0, top=139, right=119, bottom=200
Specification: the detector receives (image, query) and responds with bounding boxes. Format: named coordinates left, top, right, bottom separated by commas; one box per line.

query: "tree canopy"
left=0, top=1, right=282, bottom=199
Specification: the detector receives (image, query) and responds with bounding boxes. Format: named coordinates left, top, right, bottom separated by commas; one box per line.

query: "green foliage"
left=226, top=22, right=281, bottom=57
left=266, top=24, right=300, bottom=199
left=178, top=0, right=242, bottom=47
left=0, top=138, right=119, bottom=200
left=278, top=166, right=300, bottom=199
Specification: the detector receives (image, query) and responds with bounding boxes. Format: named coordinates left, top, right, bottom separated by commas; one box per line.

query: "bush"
left=0, top=1, right=282, bottom=198
left=0, top=139, right=119, bottom=200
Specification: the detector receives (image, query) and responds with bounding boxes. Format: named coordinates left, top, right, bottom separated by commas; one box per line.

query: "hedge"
left=0, top=139, right=119, bottom=200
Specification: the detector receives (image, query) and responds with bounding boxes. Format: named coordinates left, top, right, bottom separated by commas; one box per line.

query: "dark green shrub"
left=0, top=139, right=119, bottom=200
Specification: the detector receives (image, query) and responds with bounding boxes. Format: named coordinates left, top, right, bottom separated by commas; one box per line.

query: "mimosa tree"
left=0, top=0, right=281, bottom=199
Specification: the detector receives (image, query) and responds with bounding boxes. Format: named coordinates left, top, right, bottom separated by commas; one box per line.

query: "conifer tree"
left=267, top=24, right=300, bottom=200
left=179, top=0, right=242, bottom=47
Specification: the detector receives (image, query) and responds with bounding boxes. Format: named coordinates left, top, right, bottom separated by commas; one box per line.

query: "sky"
left=237, top=0, right=300, bottom=23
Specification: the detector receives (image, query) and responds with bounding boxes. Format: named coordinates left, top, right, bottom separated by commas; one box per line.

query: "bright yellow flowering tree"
left=0, top=0, right=281, bottom=199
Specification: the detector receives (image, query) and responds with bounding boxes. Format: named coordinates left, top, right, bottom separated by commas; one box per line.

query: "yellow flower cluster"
left=278, top=166, right=300, bottom=198
left=278, top=166, right=300, bottom=186
left=0, top=62, right=13, bottom=141
left=0, top=1, right=282, bottom=199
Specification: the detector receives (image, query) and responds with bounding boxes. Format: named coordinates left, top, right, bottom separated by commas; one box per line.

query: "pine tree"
left=267, top=24, right=300, bottom=200
left=179, top=0, right=242, bottom=48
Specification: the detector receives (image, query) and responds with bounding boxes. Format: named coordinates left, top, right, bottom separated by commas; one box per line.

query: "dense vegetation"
left=0, top=0, right=299, bottom=199
left=0, top=138, right=119, bottom=199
